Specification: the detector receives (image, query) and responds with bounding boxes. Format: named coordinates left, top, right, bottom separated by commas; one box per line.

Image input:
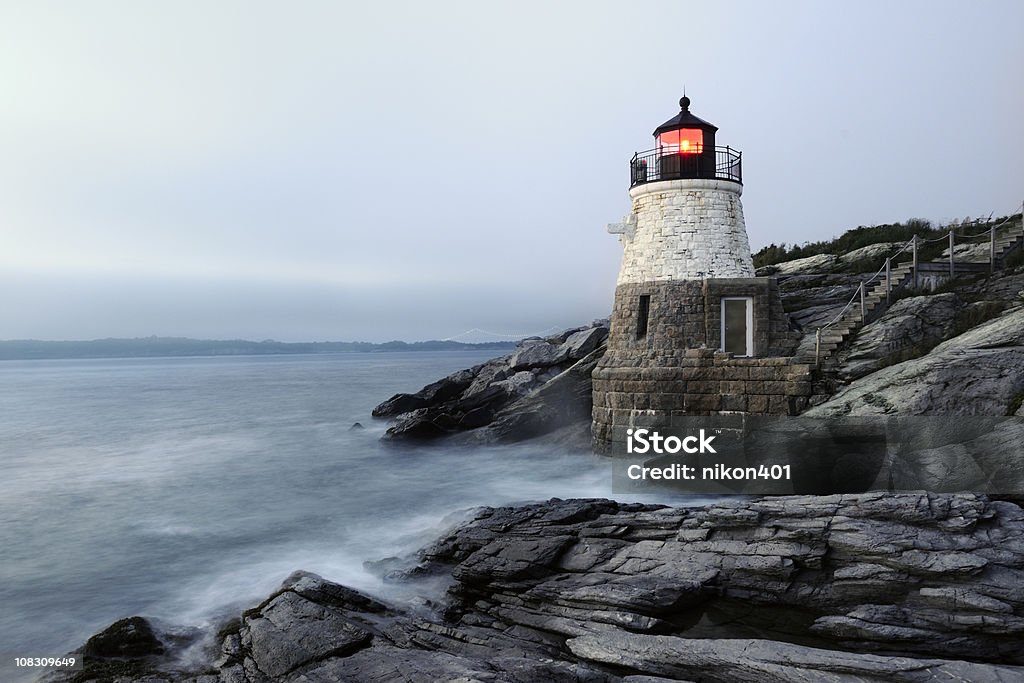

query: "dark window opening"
left=636, top=295, right=650, bottom=339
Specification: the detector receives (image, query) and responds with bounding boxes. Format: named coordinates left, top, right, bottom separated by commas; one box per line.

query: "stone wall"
left=704, top=278, right=800, bottom=357
left=606, top=278, right=799, bottom=361
left=617, top=178, right=755, bottom=285
left=607, top=280, right=706, bottom=358
left=592, top=351, right=814, bottom=449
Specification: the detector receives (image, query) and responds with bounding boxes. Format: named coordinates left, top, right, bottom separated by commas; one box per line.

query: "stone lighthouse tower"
left=616, top=95, right=754, bottom=286
left=592, top=95, right=808, bottom=451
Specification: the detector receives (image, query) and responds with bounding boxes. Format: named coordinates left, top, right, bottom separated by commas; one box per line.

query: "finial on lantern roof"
left=679, top=95, right=690, bottom=111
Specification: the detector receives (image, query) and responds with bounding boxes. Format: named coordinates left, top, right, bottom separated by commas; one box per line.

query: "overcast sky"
left=1, top=1, right=1021, bottom=342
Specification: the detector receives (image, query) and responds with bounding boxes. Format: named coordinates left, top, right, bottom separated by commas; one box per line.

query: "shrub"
left=753, top=212, right=1023, bottom=270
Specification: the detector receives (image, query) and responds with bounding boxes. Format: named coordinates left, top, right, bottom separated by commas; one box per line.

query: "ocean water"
left=0, top=351, right=640, bottom=681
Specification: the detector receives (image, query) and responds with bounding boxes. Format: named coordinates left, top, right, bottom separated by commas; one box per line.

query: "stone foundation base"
left=592, top=349, right=814, bottom=451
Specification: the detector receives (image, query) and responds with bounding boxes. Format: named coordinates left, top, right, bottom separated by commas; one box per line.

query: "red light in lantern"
left=657, top=128, right=703, bottom=155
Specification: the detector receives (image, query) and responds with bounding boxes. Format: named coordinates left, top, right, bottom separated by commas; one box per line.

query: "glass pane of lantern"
left=657, top=128, right=703, bottom=154
left=723, top=299, right=749, bottom=355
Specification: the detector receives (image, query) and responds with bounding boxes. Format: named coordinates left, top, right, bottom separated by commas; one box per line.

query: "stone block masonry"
left=617, top=179, right=755, bottom=285
left=607, top=278, right=799, bottom=359
left=592, top=353, right=814, bottom=449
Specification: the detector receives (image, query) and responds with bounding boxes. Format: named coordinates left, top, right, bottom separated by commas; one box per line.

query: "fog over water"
left=1, top=2, right=1022, bottom=342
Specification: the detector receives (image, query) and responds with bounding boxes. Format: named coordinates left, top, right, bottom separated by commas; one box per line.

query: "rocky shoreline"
left=44, top=249, right=1024, bottom=682
left=48, top=493, right=1024, bottom=682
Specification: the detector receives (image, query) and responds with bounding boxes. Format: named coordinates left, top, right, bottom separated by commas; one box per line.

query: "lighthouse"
left=592, top=95, right=809, bottom=451
left=618, top=96, right=754, bottom=288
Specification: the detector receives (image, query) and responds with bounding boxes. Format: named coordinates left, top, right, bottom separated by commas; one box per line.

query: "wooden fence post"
left=912, top=235, right=918, bottom=289
left=885, top=257, right=892, bottom=305
left=991, top=225, right=996, bottom=274
left=948, top=230, right=955, bottom=278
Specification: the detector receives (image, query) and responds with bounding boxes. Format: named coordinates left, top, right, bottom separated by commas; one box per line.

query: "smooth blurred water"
left=0, top=351, right=639, bottom=681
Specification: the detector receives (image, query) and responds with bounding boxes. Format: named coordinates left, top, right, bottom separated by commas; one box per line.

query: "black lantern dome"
left=653, top=96, right=719, bottom=148
left=630, top=95, right=741, bottom=187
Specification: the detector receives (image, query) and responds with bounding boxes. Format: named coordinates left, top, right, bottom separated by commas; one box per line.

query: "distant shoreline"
left=0, top=337, right=516, bottom=361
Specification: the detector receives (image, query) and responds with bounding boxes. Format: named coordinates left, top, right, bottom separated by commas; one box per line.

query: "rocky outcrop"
left=776, top=273, right=866, bottom=326
left=53, top=494, right=1024, bottom=682
left=755, top=242, right=903, bottom=278
left=470, top=347, right=604, bottom=446
left=373, top=321, right=608, bottom=443
left=837, top=293, right=964, bottom=381
left=568, top=634, right=1024, bottom=682
left=807, top=306, right=1024, bottom=417
left=756, top=253, right=837, bottom=276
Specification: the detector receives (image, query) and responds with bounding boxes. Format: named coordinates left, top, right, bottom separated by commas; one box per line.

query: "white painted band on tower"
left=615, top=178, right=755, bottom=285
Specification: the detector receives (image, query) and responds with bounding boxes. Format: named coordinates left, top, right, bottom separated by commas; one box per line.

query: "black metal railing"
left=629, top=146, right=742, bottom=187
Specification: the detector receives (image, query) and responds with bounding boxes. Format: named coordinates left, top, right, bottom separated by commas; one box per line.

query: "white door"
left=721, top=298, right=753, bottom=356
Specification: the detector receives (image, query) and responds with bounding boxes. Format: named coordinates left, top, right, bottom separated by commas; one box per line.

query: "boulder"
left=491, top=370, right=538, bottom=396
left=216, top=572, right=383, bottom=679
left=83, top=617, right=164, bottom=658
left=371, top=367, right=476, bottom=417
left=509, top=341, right=570, bottom=370
left=240, top=590, right=371, bottom=677
left=838, top=241, right=904, bottom=266
left=942, top=240, right=993, bottom=263
left=462, top=357, right=512, bottom=396
left=564, top=325, right=609, bottom=360
left=756, top=253, right=837, bottom=276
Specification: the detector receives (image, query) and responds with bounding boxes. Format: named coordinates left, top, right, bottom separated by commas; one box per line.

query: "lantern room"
left=630, top=95, right=741, bottom=187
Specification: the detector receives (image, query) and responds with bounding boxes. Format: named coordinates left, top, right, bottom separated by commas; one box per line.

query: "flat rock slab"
left=567, top=634, right=1024, bottom=683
